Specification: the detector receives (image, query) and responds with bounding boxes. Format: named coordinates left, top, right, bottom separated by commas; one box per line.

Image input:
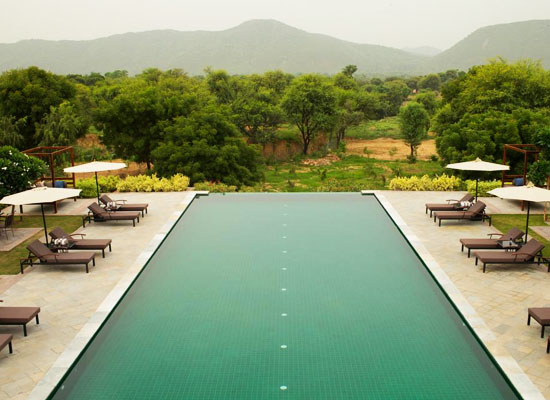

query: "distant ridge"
left=0, top=19, right=549, bottom=75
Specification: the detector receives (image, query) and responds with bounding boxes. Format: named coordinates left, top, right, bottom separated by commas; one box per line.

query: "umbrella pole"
left=41, top=204, right=48, bottom=245
left=475, top=178, right=479, bottom=202
left=525, top=201, right=531, bottom=242
left=95, top=172, right=100, bottom=204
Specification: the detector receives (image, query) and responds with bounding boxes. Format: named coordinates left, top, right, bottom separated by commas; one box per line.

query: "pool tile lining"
left=363, top=190, right=544, bottom=400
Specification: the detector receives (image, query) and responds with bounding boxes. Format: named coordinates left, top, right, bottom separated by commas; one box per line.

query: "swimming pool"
left=49, top=193, right=520, bottom=399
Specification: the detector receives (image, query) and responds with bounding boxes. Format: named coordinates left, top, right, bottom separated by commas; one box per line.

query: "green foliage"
left=116, top=174, right=189, bottom=192
left=76, top=175, right=122, bottom=198
left=434, top=60, right=550, bottom=164
left=399, top=102, right=430, bottom=161
left=388, top=174, right=462, bottom=191
left=152, top=105, right=262, bottom=186
left=35, top=101, right=88, bottom=146
left=418, top=74, right=442, bottom=91
left=0, top=67, right=76, bottom=149
left=528, top=160, right=550, bottom=187
left=316, top=178, right=363, bottom=192
left=534, top=127, right=550, bottom=160
left=0, top=146, right=47, bottom=196
left=281, top=74, right=337, bottom=154
left=0, top=115, right=25, bottom=147
left=465, top=180, right=501, bottom=197
left=412, top=91, right=440, bottom=116
left=193, top=181, right=238, bottom=193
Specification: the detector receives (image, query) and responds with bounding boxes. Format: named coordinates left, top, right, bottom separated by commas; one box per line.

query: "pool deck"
left=0, top=191, right=549, bottom=399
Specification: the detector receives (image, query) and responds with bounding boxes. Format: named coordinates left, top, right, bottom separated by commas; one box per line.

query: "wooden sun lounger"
left=49, top=227, right=112, bottom=258
left=434, top=201, right=491, bottom=226
left=0, top=305, right=40, bottom=336
left=474, top=239, right=548, bottom=273
left=100, top=194, right=148, bottom=217
left=460, top=227, right=524, bottom=257
left=0, top=334, right=13, bottom=355
left=425, top=193, right=475, bottom=217
left=527, top=308, right=550, bottom=338
left=23, top=240, right=96, bottom=273
left=85, top=203, right=140, bottom=227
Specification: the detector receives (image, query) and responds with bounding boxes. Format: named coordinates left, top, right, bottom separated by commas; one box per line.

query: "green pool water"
left=50, top=193, right=520, bottom=399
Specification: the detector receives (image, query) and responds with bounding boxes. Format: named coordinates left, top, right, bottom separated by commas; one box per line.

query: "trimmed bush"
left=193, top=182, right=237, bottom=193
left=116, top=174, right=190, bottom=193
left=388, top=174, right=462, bottom=191
left=76, top=175, right=122, bottom=198
left=465, top=180, right=501, bottom=197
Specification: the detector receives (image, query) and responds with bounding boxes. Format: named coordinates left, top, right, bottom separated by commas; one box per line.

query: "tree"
left=418, top=74, right=442, bottom=91
left=152, top=105, right=262, bottom=186
left=399, top=103, right=430, bottom=161
left=0, top=116, right=25, bottom=147
left=35, top=102, right=88, bottom=146
left=332, top=87, right=363, bottom=149
left=413, top=91, right=440, bottom=116
left=0, top=146, right=46, bottom=197
left=281, top=74, right=337, bottom=155
left=342, top=65, right=358, bottom=77
left=377, top=80, right=411, bottom=116
left=205, top=69, right=237, bottom=104
left=95, top=72, right=199, bottom=170
left=0, top=67, right=76, bottom=149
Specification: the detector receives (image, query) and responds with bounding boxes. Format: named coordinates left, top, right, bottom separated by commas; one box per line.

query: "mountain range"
left=0, top=19, right=549, bottom=76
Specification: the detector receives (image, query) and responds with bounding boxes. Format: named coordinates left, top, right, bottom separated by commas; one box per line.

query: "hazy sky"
left=2, top=0, right=549, bottom=49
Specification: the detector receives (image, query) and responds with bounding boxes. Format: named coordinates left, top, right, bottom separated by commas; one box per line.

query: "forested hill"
left=0, top=19, right=549, bottom=75
left=430, top=20, right=550, bottom=71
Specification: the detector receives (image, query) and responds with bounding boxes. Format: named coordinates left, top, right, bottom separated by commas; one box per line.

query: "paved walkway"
left=381, top=191, right=550, bottom=398
left=1, top=191, right=549, bottom=399
left=0, top=192, right=192, bottom=399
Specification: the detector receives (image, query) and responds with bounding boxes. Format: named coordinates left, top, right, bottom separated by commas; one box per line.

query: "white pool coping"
left=363, top=190, right=543, bottom=400
left=28, top=191, right=203, bottom=400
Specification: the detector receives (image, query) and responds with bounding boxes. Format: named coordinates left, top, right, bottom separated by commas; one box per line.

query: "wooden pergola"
left=501, top=144, right=540, bottom=187
left=21, top=146, right=76, bottom=213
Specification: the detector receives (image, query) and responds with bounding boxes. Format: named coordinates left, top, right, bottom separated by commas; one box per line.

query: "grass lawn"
left=0, top=215, right=82, bottom=275
left=263, top=155, right=445, bottom=192
left=491, top=214, right=550, bottom=258
left=347, top=117, right=401, bottom=140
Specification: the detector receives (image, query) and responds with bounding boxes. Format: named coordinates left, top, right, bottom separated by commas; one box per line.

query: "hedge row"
left=388, top=174, right=501, bottom=196
left=76, top=174, right=190, bottom=198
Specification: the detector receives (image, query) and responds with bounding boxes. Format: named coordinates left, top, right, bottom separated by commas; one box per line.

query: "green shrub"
left=193, top=181, right=237, bottom=193
left=76, top=175, right=122, bottom=198
left=527, top=160, right=550, bottom=187
left=317, top=178, right=363, bottom=192
left=115, top=174, right=190, bottom=193
left=0, top=146, right=46, bottom=197
left=465, top=180, right=501, bottom=197
left=388, top=174, right=462, bottom=191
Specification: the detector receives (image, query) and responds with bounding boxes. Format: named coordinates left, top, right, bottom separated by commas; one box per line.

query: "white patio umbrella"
left=488, top=184, right=550, bottom=242
left=64, top=161, right=126, bottom=203
left=446, top=158, right=509, bottom=201
left=0, top=187, right=81, bottom=244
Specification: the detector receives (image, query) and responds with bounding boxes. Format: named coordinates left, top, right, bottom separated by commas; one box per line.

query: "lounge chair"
left=49, top=227, right=112, bottom=258
left=425, top=193, right=475, bottom=217
left=0, top=301, right=40, bottom=336
left=474, top=239, right=547, bottom=273
left=85, top=203, right=140, bottom=227
left=434, top=201, right=491, bottom=226
left=0, top=334, right=13, bottom=355
left=460, top=227, right=524, bottom=257
left=23, top=240, right=96, bottom=273
left=527, top=308, right=550, bottom=338
left=100, top=194, right=148, bottom=217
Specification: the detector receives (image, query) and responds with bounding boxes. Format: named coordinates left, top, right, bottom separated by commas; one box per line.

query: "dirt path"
left=346, top=138, right=437, bottom=161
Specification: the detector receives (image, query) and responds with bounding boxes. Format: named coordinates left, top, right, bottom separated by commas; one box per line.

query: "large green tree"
left=152, top=105, right=262, bottom=186
left=281, top=74, right=337, bottom=155
left=399, top=102, right=430, bottom=161
left=434, top=60, right=550, bottom=164
left=0, top=67, right=76, bottom=149
left=35, top=102, right=88, bottom=146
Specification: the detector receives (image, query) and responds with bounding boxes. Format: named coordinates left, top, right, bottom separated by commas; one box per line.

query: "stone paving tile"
left=0, top=192, right=193, bottom=400
left=381, top=191, right=550, bottom=399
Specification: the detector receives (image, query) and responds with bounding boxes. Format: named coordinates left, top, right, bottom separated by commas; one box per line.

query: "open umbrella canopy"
left=64, top=161, right=126, bottom=203
left=0, top=187, right=82, bottom=244
left=488, top=184, right=550, bottom=242
left=446, top=158, right=510, bottom=172
left=64, top=161, right=126, bottom=174
left=446, top=158, right=509, bottom=201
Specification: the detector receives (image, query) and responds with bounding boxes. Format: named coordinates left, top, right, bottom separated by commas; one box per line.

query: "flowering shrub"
left=388, top=174, right=462, bottom=191
left=0, top=146, right=46, bottom=197
left=193, top=182, right=237, bottom=193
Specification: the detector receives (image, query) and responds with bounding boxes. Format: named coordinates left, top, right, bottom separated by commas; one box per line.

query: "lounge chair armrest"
left=114, top=200, right=127, bottom=204
left=446, top=199, right=459, bottom=204
left=487, top=233, right=501, bottom=238
left=69, top=233, right=86, bottom=238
